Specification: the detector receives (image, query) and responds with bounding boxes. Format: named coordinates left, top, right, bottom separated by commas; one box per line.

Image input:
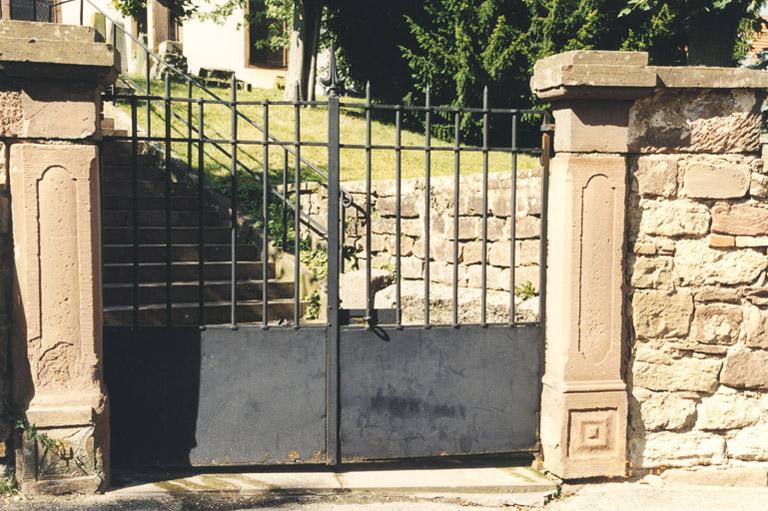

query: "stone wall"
left=627, top=87, right=768, bottom=478
left=293, top=171, right=543, bottom=323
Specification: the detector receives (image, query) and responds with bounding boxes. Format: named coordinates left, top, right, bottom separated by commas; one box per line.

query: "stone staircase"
left=101, top=120, right=308, bottom=326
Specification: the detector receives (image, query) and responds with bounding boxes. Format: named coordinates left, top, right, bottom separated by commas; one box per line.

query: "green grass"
left=115, top=77, right=540, bottom=183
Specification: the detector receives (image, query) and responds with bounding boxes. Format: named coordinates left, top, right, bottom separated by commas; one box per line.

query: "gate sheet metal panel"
left=340, top=325, right=541, bottom=460
left=105, top=326, right=327, bottom=467
left=190, top=326, right=328, bottom=465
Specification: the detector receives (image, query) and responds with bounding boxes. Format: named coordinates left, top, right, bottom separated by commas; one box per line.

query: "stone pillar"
left=0, top=20, right=116, bottom=494
left=147, top=0, right=170, bottom=51
left=531, top=51, right=657, bottom=479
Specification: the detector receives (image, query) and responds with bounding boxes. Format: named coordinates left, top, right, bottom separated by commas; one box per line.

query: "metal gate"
left=98, top=11, right=551, bottom=467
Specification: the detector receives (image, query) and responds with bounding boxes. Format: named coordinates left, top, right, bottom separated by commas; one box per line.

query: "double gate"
left=101, top=57, right=552, bottom=467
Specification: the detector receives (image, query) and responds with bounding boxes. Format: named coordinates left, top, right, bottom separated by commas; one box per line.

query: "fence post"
left=326, top=78, right=341, bottom=466
left=0, top=20, right=117, bottom=493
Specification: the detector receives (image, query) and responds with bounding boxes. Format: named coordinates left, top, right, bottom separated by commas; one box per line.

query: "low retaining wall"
left=627, top=88, right=768, bottom=478
left=293, top=171, right=543, bottom=322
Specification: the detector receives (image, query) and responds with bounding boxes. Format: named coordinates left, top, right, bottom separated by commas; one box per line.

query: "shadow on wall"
left=104, top=327, right=201, bottom=468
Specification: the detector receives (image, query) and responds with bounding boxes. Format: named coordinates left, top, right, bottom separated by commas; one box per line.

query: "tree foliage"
left=112, top=0, right=196, bottom=21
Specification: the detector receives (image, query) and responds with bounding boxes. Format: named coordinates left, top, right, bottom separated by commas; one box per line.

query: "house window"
left=8, top=0, right=56, bottom=22
left=248, top=0, right=286, bottom=68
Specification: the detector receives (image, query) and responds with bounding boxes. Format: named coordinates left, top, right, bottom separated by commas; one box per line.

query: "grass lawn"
left=116, top=77, right=541, bottom=184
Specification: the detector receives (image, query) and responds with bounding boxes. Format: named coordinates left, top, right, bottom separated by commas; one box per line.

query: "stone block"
left=690, top=303, right=742, bottom=345
left=632, top=290, right=693, bottom=339
left=696, top=392, right=761, bottom=430
left=736, top=236, right=768, bottom=247
left=638, top=200, right=710, bottom=238
left=629, top=89, right=761, bottom=153
left=488, top=242, right=512, bottom=268
left=376, top=196, right=419, bottom=218
left=339, top=269, right=393, bottom=309
left=632, top=155, right=678, bottom=197
left=720, top=348, right=768, bottom=390
left=632, top=354, right=721, bottom=393
left=552, top=101, right=632, bottom=153
left=728, top=425, right=768, bottom=461
left=634, top=431, right=726, bottom=468
left=751, top=172, right=768, bottom=198
left=712, top=202, right=768, bottom=236
left=710, top=234, right=736, bottom=248
left=638, top=393, right=696, bottom=431
left=512, top=215, right=541, bottom=240
left=401, top=257, right=423, bottom=280
left=694, top=287, right=741, bottom=304
left=681, top=156, right=751, bottom=199
left=630, top=256, right=673, bottom=289
left=385, top=235, right=414, bottom=257
left=741, top=302, right=768, bottom=349
left=673, top=239, right=766, bottom=286
left=661, top=466, right=768, bottom=487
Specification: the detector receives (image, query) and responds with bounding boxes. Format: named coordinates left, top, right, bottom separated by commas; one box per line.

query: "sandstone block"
left=629, top=89, right=761, bottom=153
left=632, top=155, right=678, bottom=197
left=631, top=256, right=673, bottom=289
left=339, top=269, right=393, bottom=309
left=751, top=172, right=768, bottom=198
left=710, top=234, right=736, bottom=248
left=634, top=431, right=726, bottom=468
left=696, top=392, right=761, bottom=430
left=690, top=303, right=742, bottom=345
left=694, top=287, right=741, bottom=304
left=721, top=348, right=768, bottom=390
left=632, top=354, right=721, bottom=393
left=661, top=466, right=768, bottom=487
left=376, top=196, right=419, bottom=218
left=712, top=203, right=768, bottom=236
left=385, top=235, right=414, bottom=257
left=634, top=241, right=657, bottom=255
left=681, top=156, right=751, bottom=199
left=735, top=236, right=768, bottom=248
left=632, top=290, right=693, bottom=338
left=639, top=393, right=697, bottom=431
left=742, top=302, right=768, bottom=349
left=401, top=257, right=423, bottom=280
left=513, top=216, right=540, bottom=240
left=728, top=425, right=768, bottom=461
left=489, top=242, right=512, bottom=267
left=639, top=200, right=710, bottom=237
left=673, top=239, right=766, bottom=286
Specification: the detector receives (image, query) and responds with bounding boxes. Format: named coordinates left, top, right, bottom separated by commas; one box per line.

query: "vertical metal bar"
left=79, top=0, right=84, bottom=25
left=187, top=81, right=193, bottom=170
left=130, top=97, right=139, bottom=328
left=326, top=88, right=342, bottom=466
left=293, top=83, right=301, bottom=328
left=282, top=148, right=289, bottom=249
left=539, top=117, right=552, bottom=328
left=509, top=114, right=518, bottom=326
left=339, top=204, right=345, bottom=273
left=481, top=87, right=489, bottom=326
left=262, top=100, right=270, bottom=329
left=145, top=42, right=151, bottom=141
left=423, top=88, right=431, bottom=327
left=230, top=76, right=239, bottom=329
left=364, top=82, right=372, bottom=324
left=198, top=99, right=206, bottom=326
left=452, top=112, right=460, bottom=328
left=32, top=0, right=36, bottom=21
left=395, top=107, right=402, bottom=327
left=110, top=23, right=118, bottom=98
left=164, top=74, right=173, bottom=326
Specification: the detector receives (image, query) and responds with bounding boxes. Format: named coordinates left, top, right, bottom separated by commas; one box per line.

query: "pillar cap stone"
left=0, top=20, right=117, bottom=84
left=532, top=49, right=768, bottom=101
left=531, top=50, right=657, bottom=100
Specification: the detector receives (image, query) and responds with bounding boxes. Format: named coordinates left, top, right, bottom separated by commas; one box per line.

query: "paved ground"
left=4, top=481, right=768, bottom=510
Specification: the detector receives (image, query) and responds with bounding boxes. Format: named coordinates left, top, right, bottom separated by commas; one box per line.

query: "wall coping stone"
left=0, top=21, right=117, bottom=83
left=532, top=50, right=768, bottom=100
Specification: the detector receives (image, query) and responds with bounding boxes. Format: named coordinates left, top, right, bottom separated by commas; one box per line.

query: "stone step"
left=102, top=195, right=203, bottom=211
left=103, top=226, right=235, bottom=245
left=102, top=210, right=227, bottom=227
left=102, top=179, right=194, bottom=196
left=102, top=164, right=168, bottom=181
left=104, top=261, right=271, bottom=283
left=104, top=298, right=306, bottom=326
left=103, top=279, right=295, bottom=306
left=103, top=243, right=262, bottom=264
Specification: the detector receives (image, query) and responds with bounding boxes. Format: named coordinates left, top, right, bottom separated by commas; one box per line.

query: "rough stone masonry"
left=627, top=86, right=768, bottom=478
